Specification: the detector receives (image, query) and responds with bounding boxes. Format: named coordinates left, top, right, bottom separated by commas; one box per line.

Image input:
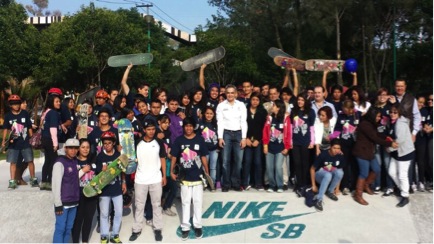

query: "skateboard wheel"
left=97, top=190, right=102, bottom=194
left=91, top=182, right=96, bottom=186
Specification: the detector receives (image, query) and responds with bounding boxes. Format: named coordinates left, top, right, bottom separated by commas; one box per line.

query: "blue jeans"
left=53, top=206, right=77, bottom=243
left=243, top=144, right=263, bottom=187
left=206, top=149, right=218, bottom=183
left=265, top=152, right=284, bottom=189
left=221, top=130, right=244, bottom=188
left=356, top=157, right=380, bottom=179
left=99, top=195, right=123, bottom=238
left=374, top=145, right=394, bottom=189
left=315, top=168, right=344, bottom=201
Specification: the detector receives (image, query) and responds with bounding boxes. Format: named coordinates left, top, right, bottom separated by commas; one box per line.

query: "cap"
left=143, top=119, right=156, bottom=129
left=48, top=88, right=63, bottom=96
left=65, top=138, right=79, bottom=147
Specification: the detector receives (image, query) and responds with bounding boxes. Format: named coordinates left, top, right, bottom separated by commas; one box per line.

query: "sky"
left=16, top=0, right=220, bottom=34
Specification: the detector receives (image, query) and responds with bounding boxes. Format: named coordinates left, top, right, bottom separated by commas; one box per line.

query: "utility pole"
left=137, top=4, right=153, bottom=69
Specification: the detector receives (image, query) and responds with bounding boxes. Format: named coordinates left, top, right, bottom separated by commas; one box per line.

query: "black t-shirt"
left=291, top=109, right=315, bottom=146
left=76, top=157, right=96, bottom=189
left=42, top=109, right=61, bottom=139
left=268, top=116, right=285, bottom=154
left=335, top=112, right=361, bottom=144
left=197, top=120, right=218, bottom=151
left=95, top=150, right=122, bottom=197
left=88, top=126, right=119, bottom=156
left=3, top=110, right=32, bottom=149
left=171, top=134, right=209, bottom=182
left=313, top=150, right=345, bottom=171
left=59, top=103, right=72, bottom=143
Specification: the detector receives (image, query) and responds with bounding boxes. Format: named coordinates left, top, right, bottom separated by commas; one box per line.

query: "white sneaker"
left=411, top=183, right=417, bottom=193
left=244, top=185, right=251, bottom=191
left=418, top=183, right=425, bottom=192
left=277, top=189, right=284, bottom=193
left=267, top=188, right=274, bottom=193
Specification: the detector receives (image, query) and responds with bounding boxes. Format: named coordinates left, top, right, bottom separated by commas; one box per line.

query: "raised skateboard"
left=181, top=46, right=226, bottom=71
left=76, top=86, right=101, bottom=105
left=115, top=118, right=137, bottom=174
left=77, top=104, right=89, bottom=139
left=305, top=59, right=345, bottom=72
left=267, top=47, right=294, bottom=58
left=83, top=154, right=129, bottom=197
left=108, top=53, right=153, bottom=67
left=273, top=56, right=306, bottom=71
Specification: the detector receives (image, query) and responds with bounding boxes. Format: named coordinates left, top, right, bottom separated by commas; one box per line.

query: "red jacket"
left=262, top=115, right=292, bottom=150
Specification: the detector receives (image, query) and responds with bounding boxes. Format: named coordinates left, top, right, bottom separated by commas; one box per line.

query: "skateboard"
left=1, top=130, right=16, bottom=153
left=305, top=59, right=345, bottom=72
left=273, top=56, right=306, bottom=71
left=115, top=118, right=137, bottom=174
left=108, top=53, right=153, bottom=67
left=201, top=172, right=215, bottom=191
left=267, top=47, right=294, bottom=58
left=76, top=86, right=101, bottom=105
left=83, top=154, right=129, bottom=197
left=123, top=190, right=134, bottom=208
left=181, top=46, right=226, bottom=71
left=77, top=104, right=89, bottom=139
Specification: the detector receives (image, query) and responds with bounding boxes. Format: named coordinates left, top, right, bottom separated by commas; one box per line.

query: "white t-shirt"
left=354, top=101, right=371, bottom=114
left=135, top=139, right=166, bottom=185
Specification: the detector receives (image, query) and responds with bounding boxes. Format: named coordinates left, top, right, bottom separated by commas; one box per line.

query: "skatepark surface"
left=0, top=156, right=432, bottom=243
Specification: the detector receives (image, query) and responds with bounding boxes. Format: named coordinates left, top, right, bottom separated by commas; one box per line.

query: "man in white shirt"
left=216, top=85, right=248, bottom=192
left=129, top=120, right=166, bottom=242
left=312, top=85, right=338, bottom=119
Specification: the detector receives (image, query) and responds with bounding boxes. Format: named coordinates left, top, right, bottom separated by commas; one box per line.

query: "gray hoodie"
left=388, top=116, right=415, bottom=157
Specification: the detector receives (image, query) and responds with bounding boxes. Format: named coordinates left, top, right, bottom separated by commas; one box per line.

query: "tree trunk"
left=362, top=25, right=368, bottom=91
left=335, top=7, right=343, bottom=85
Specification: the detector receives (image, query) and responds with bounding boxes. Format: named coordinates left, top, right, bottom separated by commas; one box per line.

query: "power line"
left=151, top=3, right=195, bottom=32
left=95, top=0, right=130, bottom=5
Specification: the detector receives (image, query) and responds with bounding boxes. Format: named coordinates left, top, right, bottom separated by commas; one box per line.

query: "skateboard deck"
left=274, top=56, right=306, bottom=71
left=77, top=104, right=89, bottom=139
left=181, top=46, right=225, bottom=71
left=267, top=47, right=294, bottom=58
left=202, top=172, right=215, bottom=191
left=83, top=154, right=129, bottom=197
left=305, top=59, right=345, bottom=72
left=115, top=118, right=137, bottom=174
left=108, top=53, right=153, bottom=67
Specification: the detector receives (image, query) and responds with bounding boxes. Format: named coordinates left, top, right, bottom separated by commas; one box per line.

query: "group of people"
left=1, top=62, right=433, bottom=242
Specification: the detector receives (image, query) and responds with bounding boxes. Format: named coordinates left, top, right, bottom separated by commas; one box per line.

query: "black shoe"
left=326, top=192, right=338, bottom=201
left=283, top=184, right=288, bottom=191
left=154, top=229, right=163, bottom=242
left=396, top=197, right=410, bottom=207
left=222, top=187, right=229, bottom=192
left=109, top=235, right=122, bottom=243
left=194, top=228, right=203, bottom=239
left=233, top=186, right=243, bottom=192
left=129, top=232, right=141, bottom=242
left=181, top=230, right=189, bottom=241
left=314, top=200, right=323, bottom=211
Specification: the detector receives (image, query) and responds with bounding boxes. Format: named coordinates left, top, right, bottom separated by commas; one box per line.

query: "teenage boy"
left=2, top=95, right=38, bottom=189
left=170, top=118, right=210, bottom=241
left=129, top=120, right=167, bottom=242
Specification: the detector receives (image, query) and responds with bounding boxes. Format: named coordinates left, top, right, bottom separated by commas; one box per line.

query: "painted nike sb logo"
left=176, top=201, right=313, bottom=239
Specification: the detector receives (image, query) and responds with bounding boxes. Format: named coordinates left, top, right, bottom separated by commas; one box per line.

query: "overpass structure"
left=26, top=14, right=197, bottom=45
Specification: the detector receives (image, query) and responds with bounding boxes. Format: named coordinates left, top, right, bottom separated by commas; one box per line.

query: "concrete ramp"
left=0, top=158, right=432, bottom=243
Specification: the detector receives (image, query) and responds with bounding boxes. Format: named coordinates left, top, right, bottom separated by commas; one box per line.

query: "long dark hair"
left=292, top=92, right=311, bottom=117
left=45, top=95, right=60, bottom=110
left=352, top=86, right=368, bottom=109
left=272, top=99, right=286, bottom=122
left=201, top=106, right=217, bottom=128
left=186, top=87, right=206, bottom=117
left=363, top=107, right=381, bottom=126
left=113, top=95, right=126, bottom=112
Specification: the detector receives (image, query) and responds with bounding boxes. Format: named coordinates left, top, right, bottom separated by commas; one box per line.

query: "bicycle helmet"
left=8, top=94, right=22, bottom=104
left=48, top=88, right=63, bottom=96
left=100, top=131, right=116, bottom=142
left=95, top=90, right=109, bottom=99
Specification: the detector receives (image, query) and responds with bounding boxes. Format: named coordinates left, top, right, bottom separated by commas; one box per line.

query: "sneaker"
left=129, top=232, right=141, bottom=242
left=411, top=183, right=417, bottom=193
left=267, top=188, right=274, bottom=193
left=154, top=229, right=163, bottom=242
left=374, top=186, right=381, bottom=194
left=342, top=188, right=350, bottom=195
left=314, top=200, right=323, bottom=211
left=146, top=220, right=153, bottom=226
left=101, top=236, right=108, bottom=244
left=256, top=186, right=264, bottom=191
left=326, top=192, right=338, bottom=201
left=8, top=180, right=17, bottom=190
left=163, top=208, right=177, bottom=216
left=45, top=183, right=52, bottom=191
left=194, top=228, right=203, bottom=239
left=110, top=235, right=122, bottom=243
left=277, top=189, right=284, bottom=193
left=283, top=184, right=288, bottom=191
left=181, top=230, right=189, bottom=241
left=396, top=197, right=410, bottom=207
left=382, top=188, right=394, bottom=197
left=30, top=177, right=39, bottom=187
left=418, top=183, right=425, bottom=192
left=290, top=177, right=296, bottom=186
left=244, top=185, right=252, bottom=191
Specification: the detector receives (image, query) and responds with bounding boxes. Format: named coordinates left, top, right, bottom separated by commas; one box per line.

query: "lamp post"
left=137, top=4, right=153, bottom=69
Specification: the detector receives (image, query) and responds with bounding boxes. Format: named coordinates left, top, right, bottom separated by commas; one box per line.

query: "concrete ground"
left=0, top=156, right=432, bottom=243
